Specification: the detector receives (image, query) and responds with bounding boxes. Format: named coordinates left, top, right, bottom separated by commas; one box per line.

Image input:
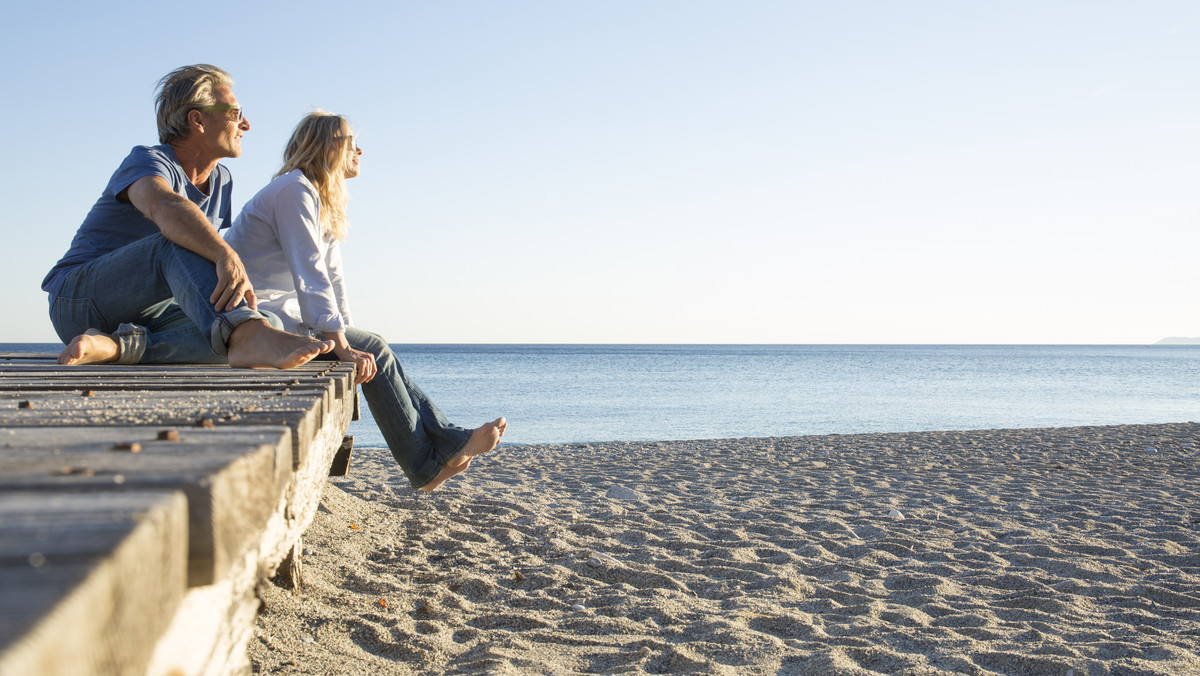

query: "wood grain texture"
left=0, top=490, right=188, bottom=676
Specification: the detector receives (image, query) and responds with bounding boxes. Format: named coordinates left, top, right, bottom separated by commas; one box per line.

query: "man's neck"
left=168, top=140, right=220, bottom=191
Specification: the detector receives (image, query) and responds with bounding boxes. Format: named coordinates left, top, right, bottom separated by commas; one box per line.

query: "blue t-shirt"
left=41, top=144, right=233, bottom=298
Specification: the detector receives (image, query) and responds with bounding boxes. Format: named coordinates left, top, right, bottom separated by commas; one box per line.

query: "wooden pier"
left=0, top=352, right=358, bottom=676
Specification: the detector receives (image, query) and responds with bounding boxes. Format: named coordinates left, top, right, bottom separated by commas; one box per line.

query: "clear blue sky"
left=3, top=1, right=1196, bottom=344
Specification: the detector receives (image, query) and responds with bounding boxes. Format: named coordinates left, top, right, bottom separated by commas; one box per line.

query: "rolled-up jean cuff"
left=114, top=323, right=147, bottom=365
left=210, top=308, right=267, bottom=357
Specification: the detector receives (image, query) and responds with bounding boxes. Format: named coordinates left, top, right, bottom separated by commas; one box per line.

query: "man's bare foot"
left=419, top=417, right=507, bottom=492
left=58, top=329, right=120, bottom=365
left=227, top=319, right=334, bottom=369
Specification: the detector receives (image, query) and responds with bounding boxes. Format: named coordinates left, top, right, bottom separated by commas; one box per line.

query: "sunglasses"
left=198, top=104, right=245, bottom=122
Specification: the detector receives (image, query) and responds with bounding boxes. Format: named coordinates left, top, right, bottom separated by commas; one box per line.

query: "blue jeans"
left=48, top=233, right=274, bottom=364
left=322, top=328, right=472, bottom=489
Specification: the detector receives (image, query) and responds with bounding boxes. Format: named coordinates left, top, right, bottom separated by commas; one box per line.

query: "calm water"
left=353, top=344, right=1199, bottom=446
left=10, top=343, right=1199, bottom=446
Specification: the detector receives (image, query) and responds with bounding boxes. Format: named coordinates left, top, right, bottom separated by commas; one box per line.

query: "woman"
left=224, top=111, right=505, bottom=491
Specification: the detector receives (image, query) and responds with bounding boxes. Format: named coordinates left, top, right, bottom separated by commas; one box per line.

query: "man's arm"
left=124, top=175, right=256, bottom=311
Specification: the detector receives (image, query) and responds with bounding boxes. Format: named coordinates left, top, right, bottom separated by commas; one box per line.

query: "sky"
left=2, top=1, right=1197, bottom=344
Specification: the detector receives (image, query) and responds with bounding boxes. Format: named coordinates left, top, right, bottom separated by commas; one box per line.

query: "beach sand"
left=250, top=423, right=1200, bottom=675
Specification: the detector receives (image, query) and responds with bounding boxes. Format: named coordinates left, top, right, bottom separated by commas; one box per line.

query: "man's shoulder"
left=122, top=143, right=177, bottom=164
left=114, top=144, right=184, bottom=183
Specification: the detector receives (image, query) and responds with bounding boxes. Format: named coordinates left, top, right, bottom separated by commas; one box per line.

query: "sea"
left=10, top=343, right=1199, bottom=447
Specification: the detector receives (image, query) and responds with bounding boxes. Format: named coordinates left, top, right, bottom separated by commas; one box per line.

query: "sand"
left=249, top=423, right=1200, bottom=675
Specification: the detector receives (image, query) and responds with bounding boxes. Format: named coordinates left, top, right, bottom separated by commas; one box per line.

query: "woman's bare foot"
left=419, top=417, right=507, bottom=492
left=58, top=329, right=120, bottom=365
left=227, top=319, right=334, bottom=369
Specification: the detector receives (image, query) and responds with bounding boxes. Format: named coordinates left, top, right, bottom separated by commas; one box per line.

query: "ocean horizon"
left=7, top=343, right=1198, bottom=447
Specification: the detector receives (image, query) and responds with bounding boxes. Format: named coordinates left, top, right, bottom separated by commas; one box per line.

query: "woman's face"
left=343, top=129, right=362, bottom=179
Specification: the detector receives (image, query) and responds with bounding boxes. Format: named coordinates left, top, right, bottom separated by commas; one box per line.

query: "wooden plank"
left=0, top=353, right=58, bottom=360
left=0, top=366, right=337, bottom=375
left=0, top=389, right=334, bottom=412
left=0, top=426, right=291, bottom=586
left=0, top=490, right=188, bottom=676
left=0, top=387, right=340, bottom=422
left=0, top=363, right=355, bottom=405
left=2, top=360, right=352, bottom=390
left=0, top=381, right=335, bottom=394
left=0, top=395, right=323, bottom=470
left=0, top=361, right=352, bottom=376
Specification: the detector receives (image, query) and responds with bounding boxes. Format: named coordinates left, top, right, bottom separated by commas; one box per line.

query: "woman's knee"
left=355, top=330, right=393, bottom=360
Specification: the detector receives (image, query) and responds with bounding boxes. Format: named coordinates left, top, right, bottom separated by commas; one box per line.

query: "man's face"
left=200, top=85, right=250, bottom=159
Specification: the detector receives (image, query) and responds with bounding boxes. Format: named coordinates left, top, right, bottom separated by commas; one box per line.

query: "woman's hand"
left=333, top=343, right=377, bottom=385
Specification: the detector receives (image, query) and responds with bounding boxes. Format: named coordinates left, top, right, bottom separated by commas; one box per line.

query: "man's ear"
left=187, top=109, right=205, bottom=134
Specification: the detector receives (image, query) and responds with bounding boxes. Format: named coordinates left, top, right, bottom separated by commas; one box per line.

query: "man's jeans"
left=49, top=233, right=272, bottom=364
left=321, top=328, right=472, bottom=488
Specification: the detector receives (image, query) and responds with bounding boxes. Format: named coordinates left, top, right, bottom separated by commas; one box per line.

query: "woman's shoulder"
left=272, top=169, right=316, bottom=192
left=254, top=170, right=319, bottom=209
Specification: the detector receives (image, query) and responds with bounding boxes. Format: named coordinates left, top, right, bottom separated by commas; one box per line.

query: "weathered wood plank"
left=0, top=389, right=336, bottom=419
left=0, top=395, right=325, bottom=470
left=0, top=353, right=58, bottom=360
left=0, top=490, right=188, bottom=676
left=0, top=426, right=291, bottom=586
left=0, top=362, right=355, bottom=409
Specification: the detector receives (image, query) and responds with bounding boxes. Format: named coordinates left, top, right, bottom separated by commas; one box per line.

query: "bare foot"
left=419, top=417, right=506, bottom=492
left=226, top=319, right=334, bottom=369
left=59, top=329, right=120, bottom=365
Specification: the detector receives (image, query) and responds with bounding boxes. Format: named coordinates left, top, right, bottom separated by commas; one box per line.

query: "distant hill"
left=1156, top=337, right=1200, bottom=345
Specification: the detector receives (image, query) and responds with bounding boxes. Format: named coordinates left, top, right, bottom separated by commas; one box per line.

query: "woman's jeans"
left=323, top=328, right=472, bottom=489
left=48, top=234, right=274, bottom=364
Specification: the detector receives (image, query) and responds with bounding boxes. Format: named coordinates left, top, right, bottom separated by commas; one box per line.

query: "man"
left=42, top=64, right=333, bottom=367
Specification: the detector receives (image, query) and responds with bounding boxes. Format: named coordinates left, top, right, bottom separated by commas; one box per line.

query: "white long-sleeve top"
left=224, top=170, right=352, bottom=335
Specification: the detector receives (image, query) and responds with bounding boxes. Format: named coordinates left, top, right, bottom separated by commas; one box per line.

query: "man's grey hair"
left=155, top=64, right=234, bottom=144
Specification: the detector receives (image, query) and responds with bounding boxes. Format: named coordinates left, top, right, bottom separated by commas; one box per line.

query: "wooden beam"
left=0, top=490, right=188, bottom=676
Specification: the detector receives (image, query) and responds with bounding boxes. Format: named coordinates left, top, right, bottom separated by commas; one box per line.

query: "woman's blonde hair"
left=277, top=111, right=353, bottom=241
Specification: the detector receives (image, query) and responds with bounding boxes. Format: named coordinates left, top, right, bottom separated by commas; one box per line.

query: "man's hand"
left=126, top=176, right=259, bottom=312
left=212, top=252, right=257, bottom=311
left=332, top=341, right=377, bottom=385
